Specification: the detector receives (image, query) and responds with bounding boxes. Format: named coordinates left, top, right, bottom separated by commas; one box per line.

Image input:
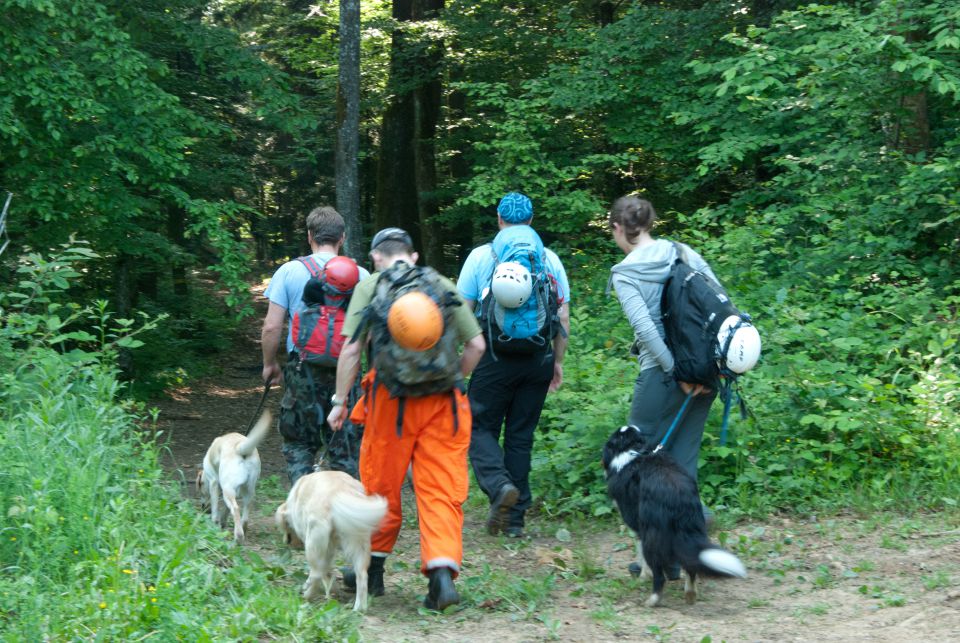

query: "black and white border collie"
left=602, top=425, right=746, bottom=607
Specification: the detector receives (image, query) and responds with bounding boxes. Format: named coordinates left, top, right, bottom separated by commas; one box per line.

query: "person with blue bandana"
left=456, top=192, right=571, bottom=538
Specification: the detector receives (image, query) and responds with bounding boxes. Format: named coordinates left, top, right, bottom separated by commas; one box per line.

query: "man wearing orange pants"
left=327, top=228, right=485, bottom=610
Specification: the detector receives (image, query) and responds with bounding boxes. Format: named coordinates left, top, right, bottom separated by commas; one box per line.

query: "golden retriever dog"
left=196, top=410, right=272, bottom=544
left=275, top=471, right=387, bottom=611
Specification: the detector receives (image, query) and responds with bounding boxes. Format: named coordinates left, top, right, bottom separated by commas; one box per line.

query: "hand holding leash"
left=263, top=362, right=283, bottom=387
left=327, top=404, right=346, bottom=432
left=679, top=381, right=711, bottom=397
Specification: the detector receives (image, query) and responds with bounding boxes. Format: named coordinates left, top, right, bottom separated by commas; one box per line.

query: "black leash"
left=244, top=382, right=272, bottom=435
left=317, top=424, right=353, bottom=470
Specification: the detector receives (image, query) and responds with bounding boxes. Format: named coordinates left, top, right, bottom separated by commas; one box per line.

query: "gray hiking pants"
left=628, top=367, right=718, bottom=482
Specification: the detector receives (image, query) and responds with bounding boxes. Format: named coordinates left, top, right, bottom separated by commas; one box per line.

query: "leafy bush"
left=0, top=244, right=358, bottom=640
left=532, top=246, right=960, bottom=519
left=466, top=0, right=960, bottom=520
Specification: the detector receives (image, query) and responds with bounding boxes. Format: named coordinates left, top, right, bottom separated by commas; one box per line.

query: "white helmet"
left=716, top=315, right=761, bottom=374
left=491, top=261, right=533, bottom=308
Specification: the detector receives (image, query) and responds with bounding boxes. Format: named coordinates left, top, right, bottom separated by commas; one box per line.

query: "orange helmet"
left=387, top=291, right=443, bottom=351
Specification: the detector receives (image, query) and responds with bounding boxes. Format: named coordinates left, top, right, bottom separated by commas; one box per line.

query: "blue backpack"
left=478, top=225, right=560, bottom=357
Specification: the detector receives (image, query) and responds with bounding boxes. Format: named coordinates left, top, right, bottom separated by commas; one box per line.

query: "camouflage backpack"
left=356, top=261, right=463, bottom=398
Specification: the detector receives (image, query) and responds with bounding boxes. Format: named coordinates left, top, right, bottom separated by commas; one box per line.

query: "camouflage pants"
left=279, top=356, right=363, bottom=483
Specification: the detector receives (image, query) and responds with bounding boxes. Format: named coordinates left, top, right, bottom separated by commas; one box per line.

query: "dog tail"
left=237, top=410, right=272, bottom=458
left=331, top=490, right=388, bottom=536
left=697, top=547, right=747, bottom=579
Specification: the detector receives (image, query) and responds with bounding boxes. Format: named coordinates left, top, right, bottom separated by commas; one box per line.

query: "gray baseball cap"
left=370, top=227, right=413, bottom=252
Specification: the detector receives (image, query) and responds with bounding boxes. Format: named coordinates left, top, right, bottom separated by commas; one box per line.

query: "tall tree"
left=412, top=0, right=445, bottom=268
left=337, top=0, right=364, bottom=258
left=375, top=0, right=420, bottom=247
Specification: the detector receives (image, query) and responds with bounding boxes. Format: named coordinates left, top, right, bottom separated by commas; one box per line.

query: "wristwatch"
left=330, top=393, right=344, bottom=407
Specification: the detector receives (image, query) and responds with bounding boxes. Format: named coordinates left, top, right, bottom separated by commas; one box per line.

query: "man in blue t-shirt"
left=457, top=192, right=570, bottom=537
left=261, top=206, right=370, bottom=483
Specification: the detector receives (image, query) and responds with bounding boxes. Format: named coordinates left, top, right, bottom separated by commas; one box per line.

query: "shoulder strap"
left=298, top=256, right=324, bottom=278
left=670, top=241, right=689, bottom=265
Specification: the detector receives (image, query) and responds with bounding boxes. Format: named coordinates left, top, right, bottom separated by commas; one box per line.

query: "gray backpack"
left=354, top=261, right=463, bottom=398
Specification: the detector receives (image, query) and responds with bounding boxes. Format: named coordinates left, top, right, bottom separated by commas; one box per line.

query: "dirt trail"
left=155, top=285, right=960, bottom=642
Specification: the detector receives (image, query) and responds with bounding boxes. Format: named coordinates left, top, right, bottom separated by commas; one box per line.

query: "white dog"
left=275, top=471, right=387, bottom=611
left=196, top=410, right=272, bottom=544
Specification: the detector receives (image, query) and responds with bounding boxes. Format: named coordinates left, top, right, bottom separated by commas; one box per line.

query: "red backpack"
left=290, top=256, right=360, bottom=367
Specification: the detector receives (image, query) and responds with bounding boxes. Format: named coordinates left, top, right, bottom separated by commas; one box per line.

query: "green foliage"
left=533, top=258, right=960, bottom=518
left=0, top=244, right=359, bottom=640
left=0, top=0, right=313, bottom=317
left=533, top=274, right=637, bottom=517
left=0, top=239, right=163, bottom=362
left=679, top=1, right=960, bottom=514
left=5, top=0, right=960, bottom=523
left=439, top=0, right=960, bottom=518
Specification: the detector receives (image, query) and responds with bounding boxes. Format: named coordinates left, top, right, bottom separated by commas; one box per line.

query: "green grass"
left=922, top=571, right=952, bottom=591
left=0, top=347, right=359, bottom=641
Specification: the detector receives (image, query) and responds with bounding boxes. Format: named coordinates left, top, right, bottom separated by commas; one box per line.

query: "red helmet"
left=324, top=256, right=360, bottom=294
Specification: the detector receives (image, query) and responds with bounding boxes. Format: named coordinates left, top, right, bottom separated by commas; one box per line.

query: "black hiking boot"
left=424, top=567, right=460, bottom=611
left=341, top=556, right=386, bottom=596
left=486, top=483, right=519, bottom=535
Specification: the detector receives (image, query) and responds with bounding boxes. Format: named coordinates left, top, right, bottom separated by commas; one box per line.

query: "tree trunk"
left=375, top=0, right=420, bottom=250
left=167, top=204, right=189, bottom=297
left=896, top=90, right=930, bottom=155
left=447, top=88, right=475, bottom=268
left=336, top=0, right=364, bottom=260
left=890, top=19, right=931, bottom=156
left=251, top=184, right=269, bottom=263
left=412, top=0, right=445, bottom=270
left=597, top=1, right=616, bottom=26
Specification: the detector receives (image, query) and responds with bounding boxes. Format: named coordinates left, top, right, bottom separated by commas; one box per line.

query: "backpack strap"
left=450, top=390, right=459, bottom=435
left=298, top=255, right=325, bottom=277
left=486, top=243, right=499, bottom=294
left=719, top=379, right=734, bottom=447
left=670, top=241, right=690, bottom=265
left=395, top=396, right=406, bottom=437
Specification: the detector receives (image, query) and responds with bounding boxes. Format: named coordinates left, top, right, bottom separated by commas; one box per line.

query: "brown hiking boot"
left=485, top=483, right=519, bottom=535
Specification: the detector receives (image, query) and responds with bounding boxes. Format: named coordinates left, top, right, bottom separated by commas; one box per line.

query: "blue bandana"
left=497, top=192, right=533, bottom=223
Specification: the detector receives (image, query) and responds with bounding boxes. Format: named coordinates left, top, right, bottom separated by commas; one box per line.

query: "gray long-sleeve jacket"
left=609, top=239, right=720, bottom=373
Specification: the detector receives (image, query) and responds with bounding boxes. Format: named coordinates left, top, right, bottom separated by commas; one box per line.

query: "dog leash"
left=317, top=424, right=353, bottom=470
left=652, top=390, right=694, bottom=454
left=244, top=382, right=272, bottom=435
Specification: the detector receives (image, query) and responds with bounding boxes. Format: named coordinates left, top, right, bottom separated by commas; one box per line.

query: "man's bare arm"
left=261, top=301, right=286, bottom=385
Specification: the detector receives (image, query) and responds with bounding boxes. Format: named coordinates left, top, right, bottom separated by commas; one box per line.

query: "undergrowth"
left=533, top=268, right=960, bottom=521
left=0, top=242, right=358, bottom=640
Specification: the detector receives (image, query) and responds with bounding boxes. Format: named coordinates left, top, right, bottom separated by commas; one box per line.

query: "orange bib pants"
left=350, top=370, right=472, bottom=576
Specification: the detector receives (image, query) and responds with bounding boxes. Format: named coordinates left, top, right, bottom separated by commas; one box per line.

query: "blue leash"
left=652, top=390, right=695, bottom=453
left=720, top=383, right=734, bottom=447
